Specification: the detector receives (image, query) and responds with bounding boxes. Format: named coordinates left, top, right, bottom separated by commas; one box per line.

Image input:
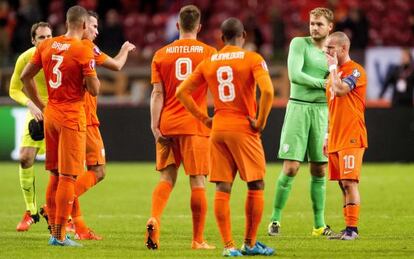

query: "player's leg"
left=230, top=132, right=274, bottom=256
left=71, top=125, right=106, bottom=239
left=52, top=125, right=85, bottom=246
left=179, top=135, right=214, bottom=249
left=341, top=180, right=360, bottom=240
left=308, top=103, right=331, bottom=235
left=209, top=131, right=241, bottom=257
left=146, top=139, right=178, bottom=249
left=16, top=146, right=40, bottom=231
left=270, top=101, right=309, bottom=235
left=337, top=148, right=364, bottom=240
left=309, top=162, right=331, bottom=235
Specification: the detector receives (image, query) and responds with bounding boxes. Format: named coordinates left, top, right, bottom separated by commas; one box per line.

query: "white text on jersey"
left=51, top=41, right=70, bottom=51
left=211, top=51, right=245, bottom=61
left=166, top=45, right=203, bottom=54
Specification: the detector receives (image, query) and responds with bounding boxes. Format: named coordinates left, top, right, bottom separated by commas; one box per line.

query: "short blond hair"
left=310, top=7, right=334, bottom=23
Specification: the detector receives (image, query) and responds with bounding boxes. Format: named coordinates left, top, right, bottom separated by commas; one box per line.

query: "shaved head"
left=329, top=31, right=350, bottom=49
left=221, top=17, right=244, bottom=42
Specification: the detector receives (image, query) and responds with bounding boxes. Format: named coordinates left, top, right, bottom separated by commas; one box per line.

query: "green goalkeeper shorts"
left=278, top=100, right=328, bottom=162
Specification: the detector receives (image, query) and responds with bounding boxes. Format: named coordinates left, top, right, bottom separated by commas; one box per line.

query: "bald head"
left=328, top=31, right=350, bottom=49
left=221, top=17, right=244, bottom=43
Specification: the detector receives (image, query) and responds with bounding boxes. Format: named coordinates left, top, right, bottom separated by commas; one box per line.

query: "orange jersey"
left=83, top=39, right=108, bottom=126
left=151, top=39, right=216, bottom=136
left=32, top=35, right=97, bottom=130
left=326, top=60, right=368, bottom=152
left=187, top=45, right=270, bottom=134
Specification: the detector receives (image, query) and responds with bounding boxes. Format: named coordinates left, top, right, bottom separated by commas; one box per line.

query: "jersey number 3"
left=217, top=66, right=235, bottom=102
left=49, top=54, right=64, bottom=89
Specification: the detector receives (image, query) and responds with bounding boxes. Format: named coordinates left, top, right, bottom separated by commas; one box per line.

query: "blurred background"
left=0, top=0, right=413, bottom=162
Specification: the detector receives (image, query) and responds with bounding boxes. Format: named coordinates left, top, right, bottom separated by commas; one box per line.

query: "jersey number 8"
left=217, top=66, right=235, bottom=102
left=49, top=54, right=64, bottom=89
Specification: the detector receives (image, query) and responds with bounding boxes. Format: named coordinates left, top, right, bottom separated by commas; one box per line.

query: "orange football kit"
left=151, top=38, right=216, bottom=175
left=32, top=36, right=97, bottom=175
left=326, top=60, right=368, bottom=182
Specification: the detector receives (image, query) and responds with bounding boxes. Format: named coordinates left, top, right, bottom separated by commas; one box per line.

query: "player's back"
left=151, top=39, right=216, bottom=136
left=327, top=60, right=368, bottom=152
left=197, top=45, right=269, bottom=134
left=33, top=35, right=96, bottom=129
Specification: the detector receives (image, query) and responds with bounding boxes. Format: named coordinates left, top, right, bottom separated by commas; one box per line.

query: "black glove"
left=28, top=119, right=44, bottom=141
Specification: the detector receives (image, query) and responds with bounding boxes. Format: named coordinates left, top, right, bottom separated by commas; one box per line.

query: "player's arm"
left=9, top=54, right=30, bottom=106
left=101, top=41, right=136, bottom=71
left=326, top=52, right=351, bottom=97
left=176, top=64, right=211, bottom=128
left=20, top=62, right=44, bottom=121
left=288, top=38, right=326, bottom=89
left=150, top=82, right=169, bottom=144
left=85, top=76, right=100, bottom=96
left=248, top=74, right=274, bottom=132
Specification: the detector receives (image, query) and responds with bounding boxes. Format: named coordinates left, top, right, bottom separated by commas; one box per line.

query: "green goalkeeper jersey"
left=287, top=37, right=329, bottom=103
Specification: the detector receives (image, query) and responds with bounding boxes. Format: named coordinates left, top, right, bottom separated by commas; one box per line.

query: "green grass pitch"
left=0, top=162, right=413, bottom=258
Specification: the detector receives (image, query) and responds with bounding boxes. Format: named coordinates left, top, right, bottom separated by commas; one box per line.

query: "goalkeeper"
left=9, top=22, right=52, bottom=231
left=268, top=7, right=336, bottom=237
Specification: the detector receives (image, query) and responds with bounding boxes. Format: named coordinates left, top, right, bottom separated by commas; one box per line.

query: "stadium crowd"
left=0, top=0, right=413, bottom=66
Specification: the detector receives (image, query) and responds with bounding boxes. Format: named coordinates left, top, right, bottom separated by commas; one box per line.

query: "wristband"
left=328, top=64, right=337, bottom=72
left=324, top=133, right=329, bottom=139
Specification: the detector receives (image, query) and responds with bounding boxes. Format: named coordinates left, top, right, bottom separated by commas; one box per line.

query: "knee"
left=91, top=166, right=105, bottom=182
left=247, top=180, right=264, bottom=190
left=283, top=162, right=300, bottom=176
left=310, top=163, right=326, bottom=177
left=341, top=181, right=355, bottom=193
left=190, top=175, right=206, bottom=189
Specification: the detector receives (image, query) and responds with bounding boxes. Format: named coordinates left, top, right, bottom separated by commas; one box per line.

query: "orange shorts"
left=86, top=125, right=106, bottom=166
left=44, top=116, right=86, bottom=176
left=209, top=131, right=265, bottom=183
left=328, top=148, right=365, bottom=182
left=156, top=135, right=209, bottom=175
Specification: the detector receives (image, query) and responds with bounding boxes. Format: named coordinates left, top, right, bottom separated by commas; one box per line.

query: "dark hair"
left=221, top=17, right=244, bottom=42
left=31, top=22, right=51, bottom=40
left=178, top=5, right=201, bottom=32
left=88, top=10, right=99, bottom=20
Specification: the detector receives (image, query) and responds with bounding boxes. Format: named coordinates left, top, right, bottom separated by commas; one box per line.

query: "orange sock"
left=214, top=191, right=234, bottom=248
left=342, top=205, right=347, bottom=224
left=191, top=187, right=207, bottom=243
left=151, top=180, right=173, bottom=224
left=55, top=175, right=76, bottom=240
left=46, top=174, right=59, bottom=235
left=75, top=170, right=97, bottom=197
left=71, top=198, right=88, bottom=233
left=345, top=204, right=360, bottom=227
left=244, top=190, right=264, bottom=247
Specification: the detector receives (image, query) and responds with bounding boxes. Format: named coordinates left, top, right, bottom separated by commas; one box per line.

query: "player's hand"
left=203, top=117, right=213, bottom=129
left=325, top=52, right=338, bottom=67
left=323, top=134, right=328, bottom=157
left=247, top=116, right=263, bottom=132
left=121, top=41, right=136, bottom=52
left=27, top=100, right=43, bottom=122
left=152, top=127, right=170, bottom=145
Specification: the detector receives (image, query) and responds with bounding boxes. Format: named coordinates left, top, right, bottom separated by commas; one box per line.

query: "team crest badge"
left=89, top=59, right=96, bottom=70
left=261, top=61, right=269, bottom=71
left=93, top=46, right=101, bottom=56
left=352, top=69, right=361, bottom=78
left=282, top=144, right=289, bottom=153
